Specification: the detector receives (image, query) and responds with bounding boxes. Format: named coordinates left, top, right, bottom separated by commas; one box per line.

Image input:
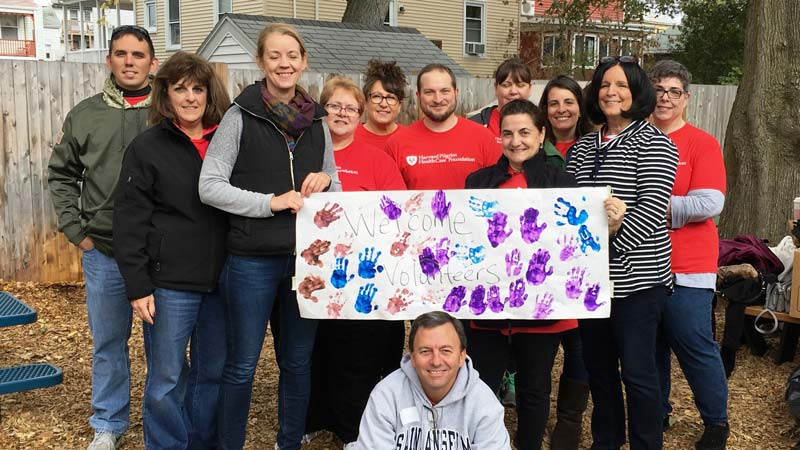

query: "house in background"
left=518, top=0, right=655, bottom=80
left=0, top=0, right=38, bottom=59
left=135, top=0, right=518, bottom=77
left=52, top=0, right=135, bottom=63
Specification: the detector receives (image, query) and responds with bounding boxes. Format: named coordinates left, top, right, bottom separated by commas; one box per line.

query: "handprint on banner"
left=505, top=248, right=523, bottom=276
left=357, top=247, right=384, bottom=279
left=334, top=232, right=354, bottom=258
left=326, top=292, right=347, bottom=319
left=532, top=292, right=555, bottom=319
left=379, top=195, right=402, bottom=220
left=565, top=267, right=586, bottom=299
left=526, top=249, right=554, bottom=285
left=419, top=247, right=441, bottom=277
left=314, top=202, right=343, bottom=228
left=584, top=283, right=605, bottom=311
left=487, top=212, right=513, bottom=248
left=403, top=192, right=425, bottom=213
left=442, top=286, right=467, bottom=313
left=469, top=285, right=488, bottom=315
left=431, top=190, right=452, bottom=222
left=505, top=279, right=528, bottom=308
left=557, top=235, right=579, bottom=261
left=300, top=239, right=331, bottom=267
left=435, top=237, right=452, bottom=266
left=578, top=225, right=602, bottom=253
left=468, top=196, right=499, bottom=218
left=354, top=283, right=379, bottom=313
left=298, top=275, right=325, bottom=303
left=387, top=288, right=412, bottom=315
left=554, top=197, right=588, bottom=226
left=330, top=257, right=355, bottom=289
left=519, top=208, right=547, bottom=244
left=452, top=244, right=486, bottom=265
left=487, top=285, right=505, bottom=313
left=390, top=231, right=411, bottom=257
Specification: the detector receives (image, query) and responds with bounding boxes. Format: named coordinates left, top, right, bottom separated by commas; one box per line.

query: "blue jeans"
left=656, top=286, right=728, bottom=425
left=218, top=255, right=318, bottom=450
left=580, top=286, right=666, bottom=450
left=142, top=288, right=226, bottom=450
left=82, top=248, right=132, bottom=436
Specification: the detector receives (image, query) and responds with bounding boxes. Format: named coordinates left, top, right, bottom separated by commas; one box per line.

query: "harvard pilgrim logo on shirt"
left=395, top=426, right=472, bottom=450
left=406, top=155, right=418, bottom=166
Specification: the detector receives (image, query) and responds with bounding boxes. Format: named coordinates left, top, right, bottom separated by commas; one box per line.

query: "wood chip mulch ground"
left=0, top=280, right=797, bottom=450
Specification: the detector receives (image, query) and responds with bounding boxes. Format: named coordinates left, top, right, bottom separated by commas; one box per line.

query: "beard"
left=421, top=101, right=456, bottom=123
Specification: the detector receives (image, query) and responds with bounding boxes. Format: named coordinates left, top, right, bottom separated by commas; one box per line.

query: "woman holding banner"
left=566, top=57, right=678, bottom=450
left=198, top=23, right=340, bottom=450
left=464, top=99, right=625, bottom=450
left=304, top=75, right=406, bottom=447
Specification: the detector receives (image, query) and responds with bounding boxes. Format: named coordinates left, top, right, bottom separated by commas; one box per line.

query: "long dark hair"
left=538, top=75, right=593, bottom=145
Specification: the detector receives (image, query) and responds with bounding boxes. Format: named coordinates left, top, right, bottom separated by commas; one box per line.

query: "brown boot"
left=550, top=377, right=590, bottom=450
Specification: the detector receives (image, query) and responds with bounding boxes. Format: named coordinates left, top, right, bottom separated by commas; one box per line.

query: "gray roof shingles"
left=218, top=13, right=471, bottom=77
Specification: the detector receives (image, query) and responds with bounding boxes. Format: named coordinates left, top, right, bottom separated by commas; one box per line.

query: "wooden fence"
left=0, top=60, right=738, bottom=282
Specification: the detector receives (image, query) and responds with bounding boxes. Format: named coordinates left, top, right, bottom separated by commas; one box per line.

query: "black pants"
left=580, top=286, right=666, bottom=450
left=305, top=319, right=405, bottom=443
left=466, top=325, right=562, bottom=450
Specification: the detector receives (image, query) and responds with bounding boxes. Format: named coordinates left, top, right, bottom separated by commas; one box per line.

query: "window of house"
left=599, top=37, right=639, bottom=59
left=383, top=0, right=397, bottom=26
left=216, top=0, right=232, bottom=22
left=166, top=0, right=180, bottom=48
left=0, top=16, right=19, bottom=40
left=464, top=2, right=485, bottom=56
left=144, top=1, right=156, bottom=32
left=619, top=38, right=639, bottom=57
left=573, top=34, right=597, bottom=68
left=541, top=34, right=565, bottom=67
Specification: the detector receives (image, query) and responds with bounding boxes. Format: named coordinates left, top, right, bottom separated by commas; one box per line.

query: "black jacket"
left=465, top=148, right=577, bottom=330
left=113, top=120, right=228, bottom=300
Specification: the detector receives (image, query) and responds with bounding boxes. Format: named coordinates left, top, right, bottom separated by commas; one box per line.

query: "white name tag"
left=400, top=407, right=420, bottom=426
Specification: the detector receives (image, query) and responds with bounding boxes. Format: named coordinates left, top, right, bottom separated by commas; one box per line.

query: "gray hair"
left=649, top=59, right=692, bottom=91
left=408, top=311, right=467, bottom=352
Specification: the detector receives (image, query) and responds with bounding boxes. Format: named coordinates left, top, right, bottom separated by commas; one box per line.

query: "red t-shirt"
left=554, top=139, right=576, bottom=159
left=334, top=140, right=407, bottom=192
left=355, top=123, right=404, bottom=151
left=385, top=117, right=501, bottom=190
left=668, top=123, right=726, bottom=274
left=176, top=123, right=218, bottom=160
left=125, top=94, right=148, bottom=106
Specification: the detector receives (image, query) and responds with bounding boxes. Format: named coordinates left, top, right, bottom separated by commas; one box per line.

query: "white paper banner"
left=295, top=188, right=611, bottom=320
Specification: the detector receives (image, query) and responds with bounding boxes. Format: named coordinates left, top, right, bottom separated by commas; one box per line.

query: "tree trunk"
left=718, top=0, right=800, bottom=243
left=341, top=0, right=391, bottom=25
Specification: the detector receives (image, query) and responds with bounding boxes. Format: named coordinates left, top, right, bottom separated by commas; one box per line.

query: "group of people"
left=46, top=19, right=729, bottom=450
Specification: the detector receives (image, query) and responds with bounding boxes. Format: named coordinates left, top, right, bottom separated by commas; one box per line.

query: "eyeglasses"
left=655, top=87, right=685, bottom=100
left=369, top=93, right=400, bottom=106
left=600, top=56, right=638, bottom=65
left=325, top=103, right=361, bottom=116
left=111, top=25, right=151, bottom=41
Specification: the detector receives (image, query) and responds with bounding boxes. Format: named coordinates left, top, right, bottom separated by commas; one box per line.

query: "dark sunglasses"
left=600, top=56, right=638, bottom=65
left=111, top=25, right=151, bottom=41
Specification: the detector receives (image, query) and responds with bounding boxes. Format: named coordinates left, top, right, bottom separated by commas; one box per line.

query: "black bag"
left=787, top=365, right=800, bottom=419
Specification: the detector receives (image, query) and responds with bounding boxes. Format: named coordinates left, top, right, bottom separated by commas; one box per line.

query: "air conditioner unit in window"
left=465, top=42, right=485, bottom=55
left=520, top=0, right=535, bottom=17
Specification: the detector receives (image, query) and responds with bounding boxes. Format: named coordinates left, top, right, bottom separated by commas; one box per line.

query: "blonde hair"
left=256, top=23, right=307, bottom=61
left=320, top=76, right=365, bottom=113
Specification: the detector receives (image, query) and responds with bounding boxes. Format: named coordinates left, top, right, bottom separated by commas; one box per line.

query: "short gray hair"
left=408, top=311, right=467, bottom=352
left=649, top=59, right=692, bottom=91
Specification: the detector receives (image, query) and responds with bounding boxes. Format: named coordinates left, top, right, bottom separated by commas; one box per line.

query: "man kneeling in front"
left=354, top=311, right=511, bottom=450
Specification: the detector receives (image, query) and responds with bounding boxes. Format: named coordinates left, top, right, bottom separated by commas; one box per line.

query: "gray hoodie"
left=355, top=354, right=511, bottom=450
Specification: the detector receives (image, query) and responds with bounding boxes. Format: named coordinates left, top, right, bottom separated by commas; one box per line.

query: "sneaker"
left=500, top=372, right=516, bottom=407
left=87, top=432, right=122, bottom=450
left=301, top=431, right=322, bottom=444
left=695, top=423, right=730, bottom=450
left=343, top=442, right=358, bottom=450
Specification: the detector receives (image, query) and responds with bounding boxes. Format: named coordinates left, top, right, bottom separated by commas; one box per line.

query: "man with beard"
left=385, top=64, right=499, bottom=190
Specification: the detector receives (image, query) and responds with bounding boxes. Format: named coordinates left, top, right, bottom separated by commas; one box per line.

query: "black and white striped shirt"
left=567, top=120, right=678, bottom=299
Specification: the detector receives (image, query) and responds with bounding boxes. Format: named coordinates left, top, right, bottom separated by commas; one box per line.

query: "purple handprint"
left=505, top=278, right=528, bottom=308
left=520, top=208, right=547, bottom=244
left=505, top=248, right=523, bottom=276
left=525, top=249, right=554, bottom=286
left=532, top=292, right=555, bottom=319
left=584, top=283, right=605, bottom=311
left=565, top=267, right=586, bottom=299
left=554, top=197, right=588, bottom=226
left=558, top=235, right=579, bottom=261
left=431, top=190, right=452, bottom=222
left=487, top=285, right=505, bottom=313
left=487, top=212, right=513, bottom=248
left=380, top=195, right=402, bottom=220
left=419, top=247, right=441, bottom=277
left=442, top=286, right=467, bottom=313
left=469, top=285, right=487, bottom=315
left=435, top=237, right=451, bottom=266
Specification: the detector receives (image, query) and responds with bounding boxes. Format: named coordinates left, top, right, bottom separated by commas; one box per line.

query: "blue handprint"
left=452, top=244, right=486, bottom=265
left=442, top=286, right=467, bottom=313
left=469, top=285, right=487, bottom=315
left=578, top=225, right=602, bottom=253
left=469, top=245, right=486, bottom=264
left=330, top=257, right=355, bottom=289
left=354, top=283, right=379, bottom=314
left=358, top=247, right=384, bottom=279
left=554, top=197, right=588, bottom=226
left=431, top=190, right=452, bottom=222
left=487, top=212, right=513, bottom=248
left=520, top=207, right=547, bottom=244
left=526, top=249, right=554, bottom=286
left=468, top=195, right=499, bottom=218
